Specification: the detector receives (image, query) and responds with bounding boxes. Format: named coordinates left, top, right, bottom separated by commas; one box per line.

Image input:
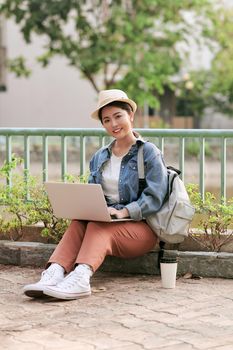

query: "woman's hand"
left=107, top=207, right=130, bottom=219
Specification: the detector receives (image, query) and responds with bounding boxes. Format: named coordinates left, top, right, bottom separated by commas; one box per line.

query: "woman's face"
left=101, top=105, right=134, bottom=139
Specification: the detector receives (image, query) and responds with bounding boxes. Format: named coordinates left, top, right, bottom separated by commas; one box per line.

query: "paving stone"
left=0, top=265, right=233, bottom=350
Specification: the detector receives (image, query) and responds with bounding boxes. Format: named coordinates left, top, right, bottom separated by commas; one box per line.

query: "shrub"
left=0, top=156, right=88, bottom=242
left=187, top=184, right=233, bottom=251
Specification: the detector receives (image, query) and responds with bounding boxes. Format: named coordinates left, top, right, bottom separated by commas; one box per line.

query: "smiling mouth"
left=113, top=128, right=121, bottom=133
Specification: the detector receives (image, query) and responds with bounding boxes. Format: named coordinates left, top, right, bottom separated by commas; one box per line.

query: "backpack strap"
left=137, top=144, right=145, bottom=179
left=137, top=145, right=146, bottom=197
left=137, top=145, right=183, bottom=257
left=138, top=145, right=168, bottom=261
left=167, top=165, right=181, bottom=175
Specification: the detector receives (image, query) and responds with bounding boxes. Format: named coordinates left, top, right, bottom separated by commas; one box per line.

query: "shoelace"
left=57, top=271, right=86, bottom=290
left=40, top=267, right=57, bottom=282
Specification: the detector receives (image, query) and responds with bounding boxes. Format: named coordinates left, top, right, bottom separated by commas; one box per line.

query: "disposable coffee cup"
left=160, top=257, right=178, bottom=289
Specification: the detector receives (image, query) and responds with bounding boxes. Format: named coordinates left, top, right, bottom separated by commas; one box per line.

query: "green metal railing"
left=0, top=128, right=233, bottom=201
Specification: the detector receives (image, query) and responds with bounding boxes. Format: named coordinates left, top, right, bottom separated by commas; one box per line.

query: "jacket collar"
left=104, top=135, right=145, bottom=154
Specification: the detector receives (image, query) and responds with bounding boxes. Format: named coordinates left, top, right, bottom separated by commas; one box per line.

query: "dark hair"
left=98, top=101, right=133, bottom=122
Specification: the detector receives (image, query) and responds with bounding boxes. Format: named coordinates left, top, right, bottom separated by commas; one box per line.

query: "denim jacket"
left=88, top=138, right=168, bottom=221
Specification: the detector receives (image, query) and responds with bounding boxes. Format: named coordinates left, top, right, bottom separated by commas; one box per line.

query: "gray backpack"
left=137, top=145, right=195, bottom=244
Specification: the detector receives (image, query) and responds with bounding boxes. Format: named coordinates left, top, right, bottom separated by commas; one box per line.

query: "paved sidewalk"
left=0, top=265, right=233, bottom=350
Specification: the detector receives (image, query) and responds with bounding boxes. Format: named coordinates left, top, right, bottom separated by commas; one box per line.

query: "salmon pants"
left=48, top=220, right=158, bottom=273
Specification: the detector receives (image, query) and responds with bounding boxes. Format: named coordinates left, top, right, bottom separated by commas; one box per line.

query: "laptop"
left=44, top=182, right=132, bottom=222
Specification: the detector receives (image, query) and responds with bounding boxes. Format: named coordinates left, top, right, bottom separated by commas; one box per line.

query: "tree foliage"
left=175, top=70, right=213, bottom=127
left=0, top=0, right=216, bottom=108
left=175, top=5, right=233, bottom=120
left=208, top=7, right=233, bottom=116
left=7, top=56, right=31, bottom=77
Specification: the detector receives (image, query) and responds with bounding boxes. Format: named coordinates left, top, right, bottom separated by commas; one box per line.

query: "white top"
left=102, top=153, right=123, bottom=204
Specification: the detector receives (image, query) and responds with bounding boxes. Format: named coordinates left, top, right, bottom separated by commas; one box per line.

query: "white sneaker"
left=43, top=265, right=92, bottom=300
left=23, top=264, right=65, bottom=298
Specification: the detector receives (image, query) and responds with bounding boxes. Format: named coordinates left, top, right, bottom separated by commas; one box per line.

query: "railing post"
left=158, top=137, right=164, bottom=155
left=24, top=135, right=30, bottom=199
left=42, top=135, right=48, bottom=182
left=199, top=137, right=205, bottom=200
left=6, top=135, right=12, bottom=187
left=99, top=136, right=105, bottom=148
left=80, top=135, right=86, bottom=176
left=61, top=135, right=67, bottom=181
left=221, top=137, right=227, bottom=202
left=179, top=137, right=185, bottom=181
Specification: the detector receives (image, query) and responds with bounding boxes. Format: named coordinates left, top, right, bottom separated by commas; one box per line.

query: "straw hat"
left=91, top=89, right=137, bottom=120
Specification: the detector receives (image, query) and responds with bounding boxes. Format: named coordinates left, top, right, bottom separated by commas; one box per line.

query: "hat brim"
left=91, top=97, right=137, bottom=120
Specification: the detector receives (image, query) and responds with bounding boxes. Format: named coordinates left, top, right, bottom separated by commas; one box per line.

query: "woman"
left=23, top=89, right=168, bottom=300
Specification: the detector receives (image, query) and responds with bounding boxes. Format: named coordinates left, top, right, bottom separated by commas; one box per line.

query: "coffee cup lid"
left=160, top=257, right=177, bottom=263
